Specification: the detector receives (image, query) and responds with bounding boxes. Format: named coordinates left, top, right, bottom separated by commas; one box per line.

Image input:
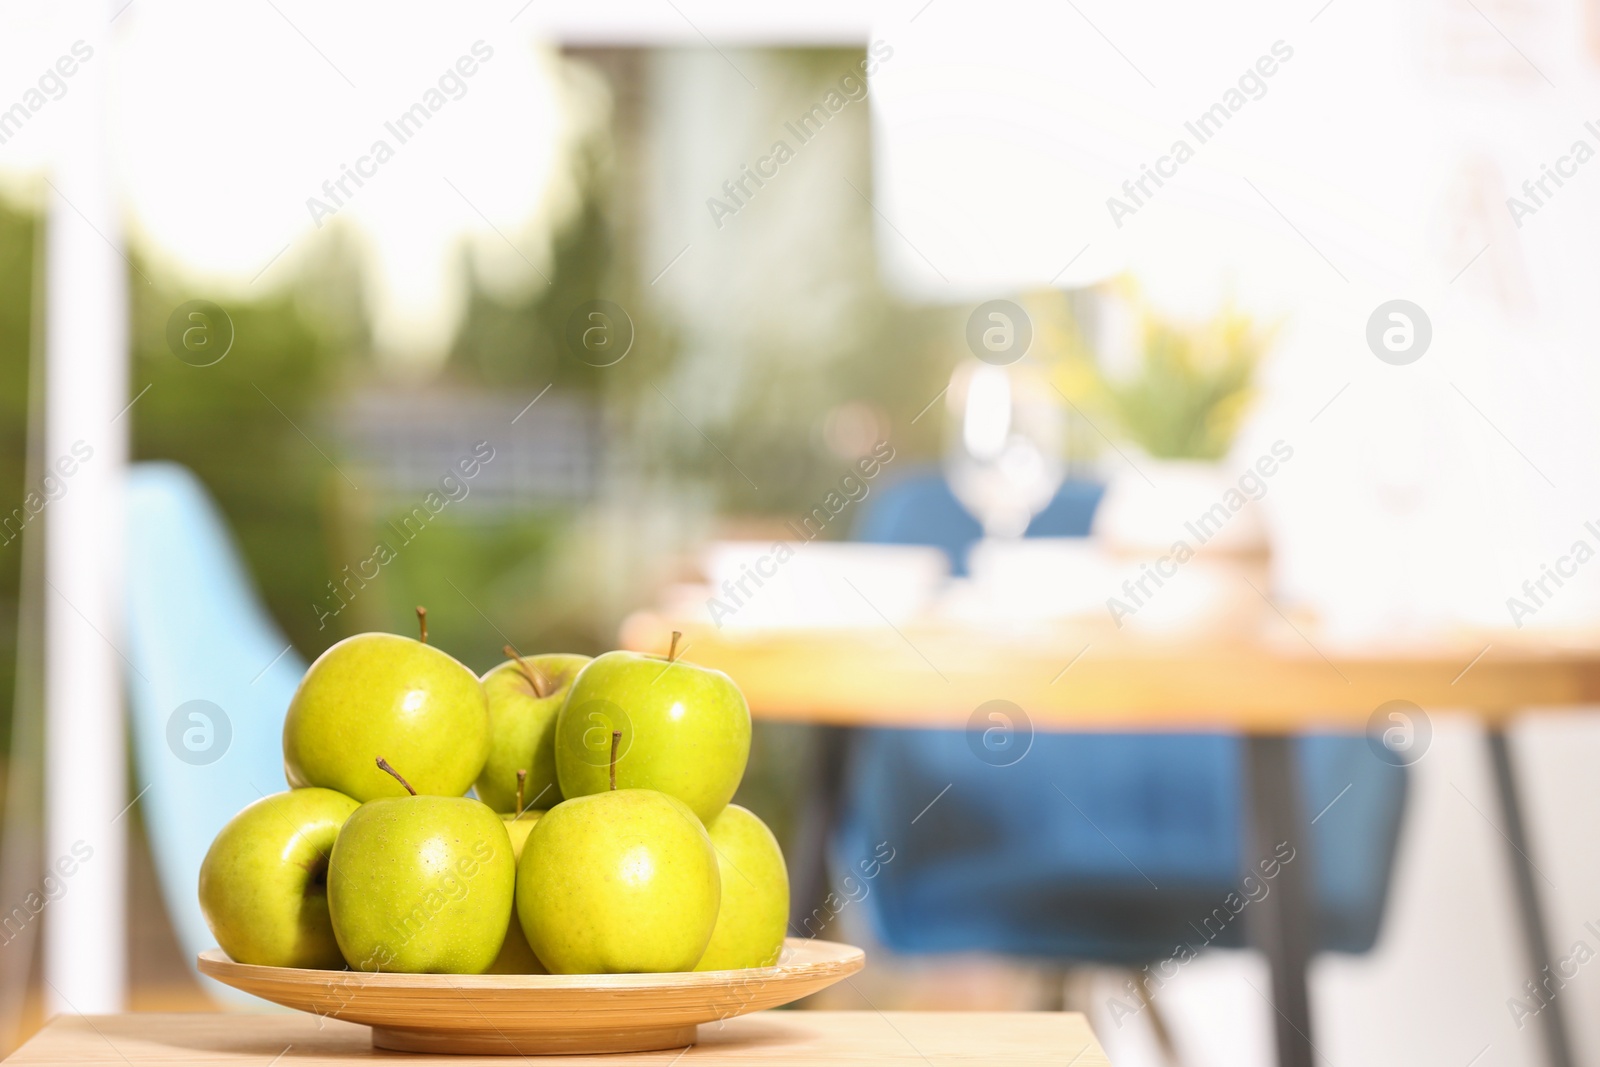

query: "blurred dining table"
left=621, top=609, right=1600, bottom=1067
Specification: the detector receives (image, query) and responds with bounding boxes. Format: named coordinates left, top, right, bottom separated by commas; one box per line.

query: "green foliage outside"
left=0, top=51, right=968, bottom=858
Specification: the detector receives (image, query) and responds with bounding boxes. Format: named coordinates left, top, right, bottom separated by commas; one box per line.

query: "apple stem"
left=515, top=769, right=527, bottom=816
left=416, top=606, right=428, bottom=644
left=668, top=630, right=682, bottom=662
left=503, top=644, right=549, bottom=699
left=609, top=730, right=621, bottom=791
left=375, top=757, right=417, bottom=796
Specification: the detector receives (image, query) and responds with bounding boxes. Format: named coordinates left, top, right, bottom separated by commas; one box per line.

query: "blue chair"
left=834, top=467, right=1407, bottom=960
left=124, top=463, right=304, bottom=988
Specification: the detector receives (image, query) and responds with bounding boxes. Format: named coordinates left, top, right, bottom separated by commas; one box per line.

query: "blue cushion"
left=833, top=730, right=1404, bottom=961
left=837, top=470, right=1407, bottom=960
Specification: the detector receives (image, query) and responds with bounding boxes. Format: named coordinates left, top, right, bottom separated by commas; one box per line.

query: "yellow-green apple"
left=198, top=787, right=359, bottom=968
left=554, top=636, right=750, bottom=822
left=284, top=608, right=489, bottom=802
left=518, top=737, right=720, bottom=973
left=695, top=805, right=789, bottom=970
left=327, top=759, right=514, bottom=973
left=487, top=774, right=547, bottom=974
left=475, top=649, right=590, bottom=813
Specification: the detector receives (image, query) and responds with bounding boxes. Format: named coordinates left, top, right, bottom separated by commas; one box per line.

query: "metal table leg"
left=1487, top=727, right=1575, bottom=1067
left=788, top=725, right=850, bottom=934
left=1244, top=734, right=1316, bottom=1067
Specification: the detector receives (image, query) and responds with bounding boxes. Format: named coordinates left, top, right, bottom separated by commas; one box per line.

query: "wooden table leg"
left=1487, top=727, right=1575, bottom=1067
left=1245, top=734, right=1316, bottom=1067
left=788, top=726, right=851, bottom=934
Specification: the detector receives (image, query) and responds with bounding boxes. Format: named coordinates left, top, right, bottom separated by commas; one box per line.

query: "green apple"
left=284, top=609, right=490, bottom=802
left=487, top=803, right=547, bottom=974
left=475, top=650, right=590, bottom=813
left=516, top=785, right=720, bottom=974
left=695, top=805, right=789, bottom=970
left=554, top=638, right=750, bottom=822
left=198, top=787, right=360, bottom=968
left=327, top=759, right=514, bottom=973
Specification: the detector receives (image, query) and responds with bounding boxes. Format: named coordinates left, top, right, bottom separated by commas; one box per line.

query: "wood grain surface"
left=621, top=613, right=1600, bottom=730
left=5, top=1010, right=1112, bottom=1065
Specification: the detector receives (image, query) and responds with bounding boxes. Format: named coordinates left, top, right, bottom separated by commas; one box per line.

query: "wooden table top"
left=5, top=1011, right=1112, bottom=1066
left=621, top=613, right=1600, bottom=731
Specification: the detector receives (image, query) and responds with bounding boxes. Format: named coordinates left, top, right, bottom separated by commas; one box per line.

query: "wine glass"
left=943, top=360, right=1066, bottom=538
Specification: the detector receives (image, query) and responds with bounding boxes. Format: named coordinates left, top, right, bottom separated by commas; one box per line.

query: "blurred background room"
left=3, top=2, right=1600, bottom=1066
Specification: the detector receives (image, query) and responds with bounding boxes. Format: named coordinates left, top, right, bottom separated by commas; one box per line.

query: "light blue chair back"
left=124, top=463, right=303, bottom=981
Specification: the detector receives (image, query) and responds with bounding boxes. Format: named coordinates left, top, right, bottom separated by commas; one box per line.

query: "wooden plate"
left=197, top=938, right=864, bottom=1056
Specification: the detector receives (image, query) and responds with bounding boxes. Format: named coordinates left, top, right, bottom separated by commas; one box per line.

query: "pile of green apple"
left=199, top=610, right=788, bottom=976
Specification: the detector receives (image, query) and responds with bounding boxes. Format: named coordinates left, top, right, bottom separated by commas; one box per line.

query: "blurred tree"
left=4, top=46, right=969, bottom=754
left=333, top=119, right=625, bottom=668
left=545, top=49, right=956, bottom=528
left=128, top=240, right=367, bottom=658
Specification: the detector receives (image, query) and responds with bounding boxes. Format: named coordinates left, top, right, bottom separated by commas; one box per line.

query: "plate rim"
left=197, top=936, right=864, bottom=991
